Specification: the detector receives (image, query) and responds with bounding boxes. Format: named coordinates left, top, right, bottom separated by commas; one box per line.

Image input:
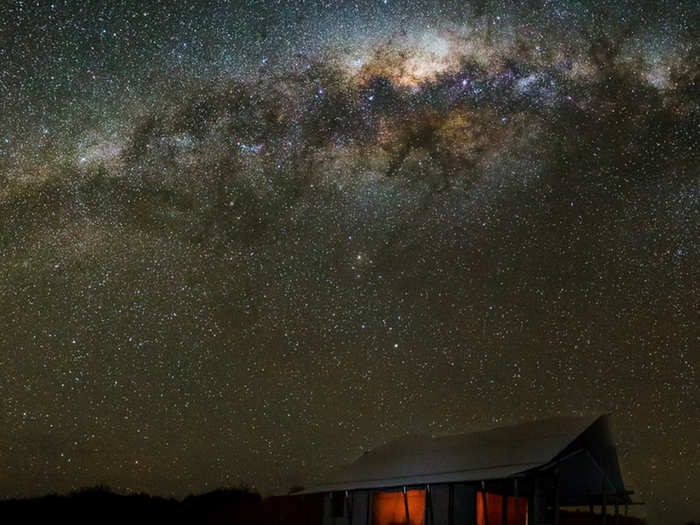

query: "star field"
left=0, top=1, right=698, bottom=524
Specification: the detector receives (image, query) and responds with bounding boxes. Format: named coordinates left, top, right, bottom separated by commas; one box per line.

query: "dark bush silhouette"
left=0, top=488, right=179, bottom=525
left=0, top=486, right=325, bottom=525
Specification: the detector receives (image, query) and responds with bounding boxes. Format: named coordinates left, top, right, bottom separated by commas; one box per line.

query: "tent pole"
left=482, top=481, right=489, bottom=525
left=345, top=490, right=353, bottom=525
left=502, top=487, right=508, bottom=525
left=403, top=486, right=410, bottom=525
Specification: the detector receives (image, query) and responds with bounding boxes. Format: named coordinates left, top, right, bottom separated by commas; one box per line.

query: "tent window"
left=372, top=489, right=426, bottom=525
left=476, top=492, right=528, bottom=525
left=332, top=492, right=345, bottom=517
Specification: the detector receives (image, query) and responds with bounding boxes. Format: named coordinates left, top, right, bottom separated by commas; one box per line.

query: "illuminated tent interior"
left=300, top=415, right=638, bottom=525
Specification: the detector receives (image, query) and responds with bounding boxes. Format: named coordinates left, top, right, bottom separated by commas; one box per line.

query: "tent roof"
left=302, top=414, right=628, bottom=501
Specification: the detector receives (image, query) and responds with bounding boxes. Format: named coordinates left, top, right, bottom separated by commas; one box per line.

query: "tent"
left=300, top=415, right=637, bottom=525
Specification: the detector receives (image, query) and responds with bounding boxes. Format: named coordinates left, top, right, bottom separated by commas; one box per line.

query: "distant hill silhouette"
left=0, top=486, right=323, bottom=525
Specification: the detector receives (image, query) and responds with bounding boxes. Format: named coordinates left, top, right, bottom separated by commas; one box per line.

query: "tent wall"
left=322, top=492, right=347, bottom=525
left=351, top=490, right=370, bottom=525
left=452, top=483, right=477, bottom=525
left=322, top=482, right=537, bottom=525
left=430, top=485, right=450, bottom=525
left=322, top=490, right=371, bottom=525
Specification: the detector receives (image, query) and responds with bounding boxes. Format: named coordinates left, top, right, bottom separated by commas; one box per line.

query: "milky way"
left=0, top=1, right=698, bottom=523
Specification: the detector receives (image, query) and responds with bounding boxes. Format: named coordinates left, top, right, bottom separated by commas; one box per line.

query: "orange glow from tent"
left=477, top=491, right=503, bottom=525
left=477, top=492, right=528, bottom=525
left=371, top=489, right=426, bottom=525
left=507, top=496, right=528, bottom=525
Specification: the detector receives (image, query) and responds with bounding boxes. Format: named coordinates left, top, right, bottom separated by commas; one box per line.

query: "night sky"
left=1, top=1, right=698, bottom=523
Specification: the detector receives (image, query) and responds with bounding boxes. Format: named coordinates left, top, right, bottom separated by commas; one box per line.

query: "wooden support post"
left=554, top=469, right=560, bottom=525
left=482, top=481, right=490, bottom=525
left=425, top=484, right=434, bottom=525
left=502, top=488, right=508, bottom=525
left=448, top=483, right=454, bottom=525
left=345, top=490, right=353, bottom=525
left=403, top=486, right=410, bottom=525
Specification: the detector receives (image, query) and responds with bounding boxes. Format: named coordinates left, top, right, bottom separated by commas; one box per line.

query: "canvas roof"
left=302, top=414, right=629, bottom=503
